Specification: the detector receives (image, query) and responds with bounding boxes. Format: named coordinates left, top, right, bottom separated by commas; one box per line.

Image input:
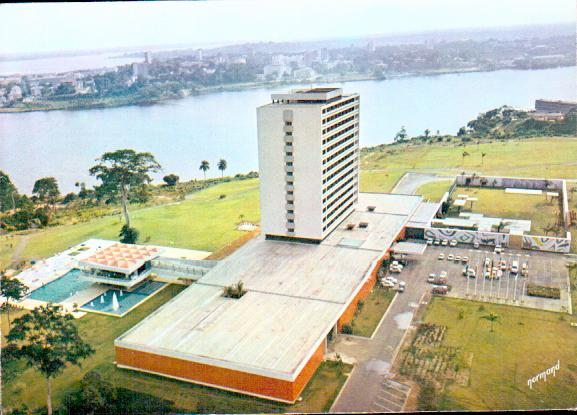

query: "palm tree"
left=199, top=160, right=210, bottom=179
left=462, top=151, right=470, bottom=166
left=481, top=312, right=499, bottom=332
left=481, top=152, right=487, bottom=165
left=217, top=159, right=227, bottom=177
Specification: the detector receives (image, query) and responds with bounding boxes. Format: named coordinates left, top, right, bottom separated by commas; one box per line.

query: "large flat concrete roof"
left=115, top=193, right=421, bottom=380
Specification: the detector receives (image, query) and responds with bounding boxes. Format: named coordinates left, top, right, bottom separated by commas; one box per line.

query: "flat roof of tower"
left=269, top=87, right=349, bottom=104
left=115, top=192, right=422, bottom=380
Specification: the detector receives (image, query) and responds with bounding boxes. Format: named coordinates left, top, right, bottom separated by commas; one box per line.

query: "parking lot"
left=396, top=242, right=571, bottom=313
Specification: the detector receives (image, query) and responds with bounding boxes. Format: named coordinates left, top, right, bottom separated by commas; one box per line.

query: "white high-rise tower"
left=257, top=88, right=360, bottom=242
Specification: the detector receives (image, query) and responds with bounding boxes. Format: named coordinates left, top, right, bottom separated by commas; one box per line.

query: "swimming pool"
left=80, top=280, right=166, bottom=317
left=28, top=268, right=93, bottom=303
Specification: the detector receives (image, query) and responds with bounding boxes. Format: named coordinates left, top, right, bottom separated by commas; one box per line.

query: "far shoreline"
left=2, top=65, right=573, bottom=114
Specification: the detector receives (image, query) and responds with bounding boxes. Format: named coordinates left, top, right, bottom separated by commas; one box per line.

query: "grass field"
left=0, top=179, right=260, bottom=269
left=415, top=180, right=455, bottom=202
left=1, top=284, right=350, bottom=413
left=360, top=137, right=577, bottom=193
left=422, top=297, right=577, bottom=411
left=351, top=286, right=396, bottom=337
left=447, top=186, right=562, bottom=236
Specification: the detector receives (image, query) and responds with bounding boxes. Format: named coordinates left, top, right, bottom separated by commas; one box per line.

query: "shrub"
left=119, top=225, right=139, bottom=244
left=222, top=281, right=247, bottom=299
left=341, top=324, right=353, bottom=334
left=527, top=284, right=560, bottom=299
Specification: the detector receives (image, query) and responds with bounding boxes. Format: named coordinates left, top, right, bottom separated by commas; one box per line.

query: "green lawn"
left=422, top=297, right=577, bottom=411
left=360, top=137, right=577, bottom=194
left=447, top=186, right=562, bottom=236
left=415, top=180, right=455, bottom=202
left=351, top=286, right=396, bottom=337
left=5, top=179, right=260, bottom=266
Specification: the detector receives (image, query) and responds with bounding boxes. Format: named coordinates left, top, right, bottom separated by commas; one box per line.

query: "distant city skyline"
left=0, top=0, right=574, bottom=56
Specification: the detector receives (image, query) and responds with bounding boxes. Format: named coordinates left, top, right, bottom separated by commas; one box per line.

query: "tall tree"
left=217, top=159, right=227, bottom=177
left=89, top=149, right=161, bottom=227
left=0, top=171, right=18, bottom=212
left=7, top=304, right=95, bottom=415
left=0, top=275, right=28, bottom=331
left=394, top=126, right=408, bottom=143
left=32, top=177, right=60, bottom=208
left=462, top=151, right=470, bottom=165
left=199, top=160, right=210, bottom=179
left=424, top=128, right=431, bottom=138
left=481, top=152, right=487, bottom=165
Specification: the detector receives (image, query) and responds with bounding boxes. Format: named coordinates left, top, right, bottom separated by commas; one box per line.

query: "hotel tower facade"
left=257, top=88, right=360, bottom=242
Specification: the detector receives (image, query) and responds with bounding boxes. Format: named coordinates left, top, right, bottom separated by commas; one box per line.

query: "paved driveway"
left=330, top=264, right=430, bottom=412
left=392, top=172, right=453, bottom=195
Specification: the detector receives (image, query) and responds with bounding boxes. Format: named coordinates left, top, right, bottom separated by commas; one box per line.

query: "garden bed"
left=348, top=285, right=396, bottom=337
left=526, top=284, right=561, bottom=299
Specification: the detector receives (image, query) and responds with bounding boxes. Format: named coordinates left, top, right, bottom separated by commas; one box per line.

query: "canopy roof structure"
left=79, top=243, right=162, bottom=274
left=391, top=241, right=428, bottom=255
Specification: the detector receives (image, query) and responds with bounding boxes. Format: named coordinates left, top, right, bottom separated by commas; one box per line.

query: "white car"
left=427, top=239, right=434, bottom=245
left=434, top=240, right=441, bottom=246
left=438, top=253, right=445, bottom=260
left=385, top=276, right=398, bottom=284
left=441, top=240, right=448, bottom=246
left=467, top=268, right=476, bottom=278
left=473, top=242, right=480, bottom=249
left=494, top=245, right=503, bottom=254
left=449, top=240, right=458, bottom=247
left=381, top=279, right=395, bottom=288
left=462, top=256, right=469, bottom=264
left=427, top=273, right=436, bottom=283
left=448, top=254, right=454, bottom=261
left=397, top=281, right=406, bottom=292
left=455, top=255, right=461, bottom=262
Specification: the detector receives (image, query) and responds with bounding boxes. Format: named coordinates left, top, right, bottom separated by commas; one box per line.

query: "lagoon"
left=0, top=66, right=575, bottom=193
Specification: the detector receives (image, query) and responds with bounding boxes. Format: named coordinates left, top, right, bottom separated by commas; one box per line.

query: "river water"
left=0, top=66, right=575, bottom=193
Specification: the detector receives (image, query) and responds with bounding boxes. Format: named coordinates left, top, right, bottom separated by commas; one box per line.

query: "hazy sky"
left=1, top=0, right=574, bottom=55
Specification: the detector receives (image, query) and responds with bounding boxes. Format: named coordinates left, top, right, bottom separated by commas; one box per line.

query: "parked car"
left=467, top=268, right=476, bottom=278
left=434, top=240, right=441, bottom=246
left=455, top=255, right=461, bottom=262
left=427, top=273, right=436, bottom=283
left=438, top=253, right=445, bottom=260
left=494, top=244, right=503, bottom=254
left=449, top=240, right=458, bottom=247
left=381, top=279, right=395, bottom=288
left=448, top=254, right=454, bottom=261
left=473, top=241, right=480, bottom=249
left=484, top=258, right=491, bottom=268
left=398, top=281, right=406, bottom=292
left=462, top=256, right=469, bottom=264
left=427, top=239, right=434, bottom=245
left=511, top=260, right=519, bottom=274
left=385, top=276, right=398, bottom=284
left=521, top=263, right=529, bottom=277
left=441, top=240, right=449, bottom=246
left=500, top=260, right=507, bottom=271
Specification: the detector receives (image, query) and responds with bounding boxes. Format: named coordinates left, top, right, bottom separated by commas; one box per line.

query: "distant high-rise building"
left=319, top=48, right=329, bottom=62
left=132, top=63, right=149, bottom=78
left=257, top=88, right=360, bottom=242
left=367, top=41, right=376, bottom=53
left=144, top=52, right=152, bottom=64
left=196, top=49, right=203, bottom=62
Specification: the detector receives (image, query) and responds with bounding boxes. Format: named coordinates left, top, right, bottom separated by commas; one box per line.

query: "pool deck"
left=9, top=238, right=213, bottom=318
